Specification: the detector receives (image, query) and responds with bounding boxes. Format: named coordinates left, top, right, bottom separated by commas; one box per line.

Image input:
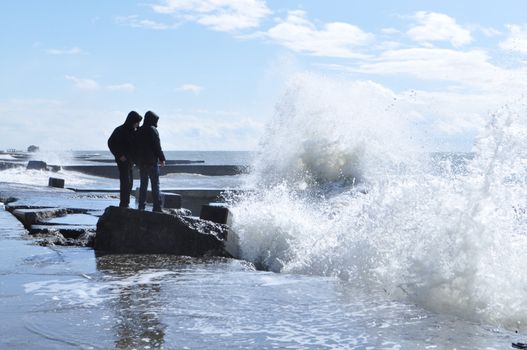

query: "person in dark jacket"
left=108, top=111, right=142, bottom=208
left=136, top=111, right=166, bottom=212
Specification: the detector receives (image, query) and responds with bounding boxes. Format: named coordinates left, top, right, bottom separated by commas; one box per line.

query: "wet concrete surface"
left=0, top=182, right=522, bottom=349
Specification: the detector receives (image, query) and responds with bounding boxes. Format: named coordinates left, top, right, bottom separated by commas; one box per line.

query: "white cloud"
left=177, top=84, right=203, bottom=94
left=500, top=24, right=527, bottom=54
left=475, top=25, right=502, bottom=38
left=0, top=99, right=263, bottom=151
left=65, top=75, right=99, bottom=90
left=46, top=47, right=83, bottom=55
left=106, top=83, right=136, bottom=92
left=265, top=10, right=373, bottom=58
left=115, top=15, right=179, bottom=30
left=160, top=112, right=264, bottom=150
left=66, top=76, right=137, bottom=92
left=336, top=48, right=524, bottom=91
left=407, top=11, right=472, bottom=47
left=152, top=0, right=271, bottom=32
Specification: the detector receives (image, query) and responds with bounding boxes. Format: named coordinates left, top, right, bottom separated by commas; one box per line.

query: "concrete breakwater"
left=0, top=160, right=248, bottom=177
left=0, top=182, right=240, bottom=258
left=60, top=164, right=248, bottom=178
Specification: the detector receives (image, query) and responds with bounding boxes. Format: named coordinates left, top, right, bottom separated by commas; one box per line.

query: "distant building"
left=27, top=145, right=40, bottom=152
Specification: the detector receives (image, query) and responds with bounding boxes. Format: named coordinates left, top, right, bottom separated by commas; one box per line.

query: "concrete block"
left=12, top=208, right=68, bottom=228
left=48, top=177, right=65, bottom=188
left=27, top=160, right=48, bottom=170
left=134, top=187, right=153, bottom=203
left=95, top=206, right=237, bottom=257
left=200, top=204, right=231, bottom=225
left=161, top=193, right=181, bottom=209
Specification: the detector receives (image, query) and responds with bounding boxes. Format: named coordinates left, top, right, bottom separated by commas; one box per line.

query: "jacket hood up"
left=143, top=111, right=159, bottom=128
left=124, top=111, right=143, bottom=127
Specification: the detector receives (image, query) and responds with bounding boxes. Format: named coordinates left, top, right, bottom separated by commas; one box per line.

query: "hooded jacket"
left=135, top=111, right=166, bottom=166
left=108, top=111, right=142, bottom=163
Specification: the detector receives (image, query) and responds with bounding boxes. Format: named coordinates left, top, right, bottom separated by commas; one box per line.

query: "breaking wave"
left=230, top=73, right=527, bottom=329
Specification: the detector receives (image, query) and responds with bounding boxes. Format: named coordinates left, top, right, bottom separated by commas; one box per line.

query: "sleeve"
left=107, top=128, right=123, bottom=158
left=151, top=127, right=166, bottom=162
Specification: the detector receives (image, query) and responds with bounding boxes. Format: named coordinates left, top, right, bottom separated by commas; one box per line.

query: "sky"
left=2, top=0, right=527, bottom=151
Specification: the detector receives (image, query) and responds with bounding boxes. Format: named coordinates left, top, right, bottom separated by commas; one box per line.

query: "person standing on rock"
left=136, top=111, right=166, bottom=212
left=108, top=111, right=143, bottom=208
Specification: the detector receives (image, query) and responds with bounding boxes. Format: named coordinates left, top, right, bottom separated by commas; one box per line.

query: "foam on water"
left=230, top=73, right=527, bottom=329
left=24, top=270, right=177, bottom=307
left=0, top=167, right=110, bottom=188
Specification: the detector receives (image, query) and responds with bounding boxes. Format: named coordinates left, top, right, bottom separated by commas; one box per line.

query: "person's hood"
left=143, top=111, right=159, bottom=128
left=124, top=111, right=143, bottom=127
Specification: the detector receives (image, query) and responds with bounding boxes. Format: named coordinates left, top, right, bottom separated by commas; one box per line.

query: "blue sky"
left=2, top=0, right=527, bottom=151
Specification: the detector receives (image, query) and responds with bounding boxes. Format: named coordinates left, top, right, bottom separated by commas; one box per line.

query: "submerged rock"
left=95, top=206, right=239, bottom=258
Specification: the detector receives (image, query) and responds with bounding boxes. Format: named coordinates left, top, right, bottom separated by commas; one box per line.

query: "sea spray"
left=230, top=73, right=527, bottom=328
left=246, top=73, right=417, bottom=190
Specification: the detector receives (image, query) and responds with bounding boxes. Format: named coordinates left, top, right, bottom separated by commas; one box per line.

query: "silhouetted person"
left=108, top=111, right=142, bottom=208
left=136, top=111, right=166, bottom=212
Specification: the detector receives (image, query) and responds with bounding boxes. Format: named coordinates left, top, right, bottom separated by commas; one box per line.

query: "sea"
left=1, top=75, right=527, bottom=349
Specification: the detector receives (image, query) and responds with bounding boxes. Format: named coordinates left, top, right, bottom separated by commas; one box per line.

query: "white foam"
left=230, top=73, right=527, bottom=329
left=0, top=167, right=111, bottom=188
left=24, top=270, right=177, bottom=307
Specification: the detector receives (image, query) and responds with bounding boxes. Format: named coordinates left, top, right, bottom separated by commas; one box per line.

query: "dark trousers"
left=117, top=160, right=133, bottom=207
left=138, top=164, right=161, bottom=211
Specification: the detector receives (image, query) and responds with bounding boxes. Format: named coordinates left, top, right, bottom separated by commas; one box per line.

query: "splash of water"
left=230, top=73, right=527, bottom=328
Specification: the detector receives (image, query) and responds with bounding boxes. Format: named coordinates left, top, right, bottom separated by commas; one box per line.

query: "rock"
left=48, top=177, right=65, bottom=188
left=161, top=193, right=181, bottom=209
left=200, top=204, right=231, bottom=225
left=26, top=160, right=48, bottom=170
left=27, top=145, right=40, bottom=152
left=95, top=206, right=239, bottom=258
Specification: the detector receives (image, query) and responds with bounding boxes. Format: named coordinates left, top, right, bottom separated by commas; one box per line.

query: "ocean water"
left=0, top=150, right=252, bottom=189
left=1, top=73, right=527, bottom=348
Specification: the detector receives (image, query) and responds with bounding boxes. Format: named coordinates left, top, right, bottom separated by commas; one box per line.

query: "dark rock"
left=27, top=145, right=40, bottom=152
left=200, top=204, right=231, bottom=225
left=161, top=193, right=181, bottom=209
left=48, top=177, right=65, bottom=188
left=27, top=160, right=48, bottom=170
left=95, top=206, right=239, bottom=257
